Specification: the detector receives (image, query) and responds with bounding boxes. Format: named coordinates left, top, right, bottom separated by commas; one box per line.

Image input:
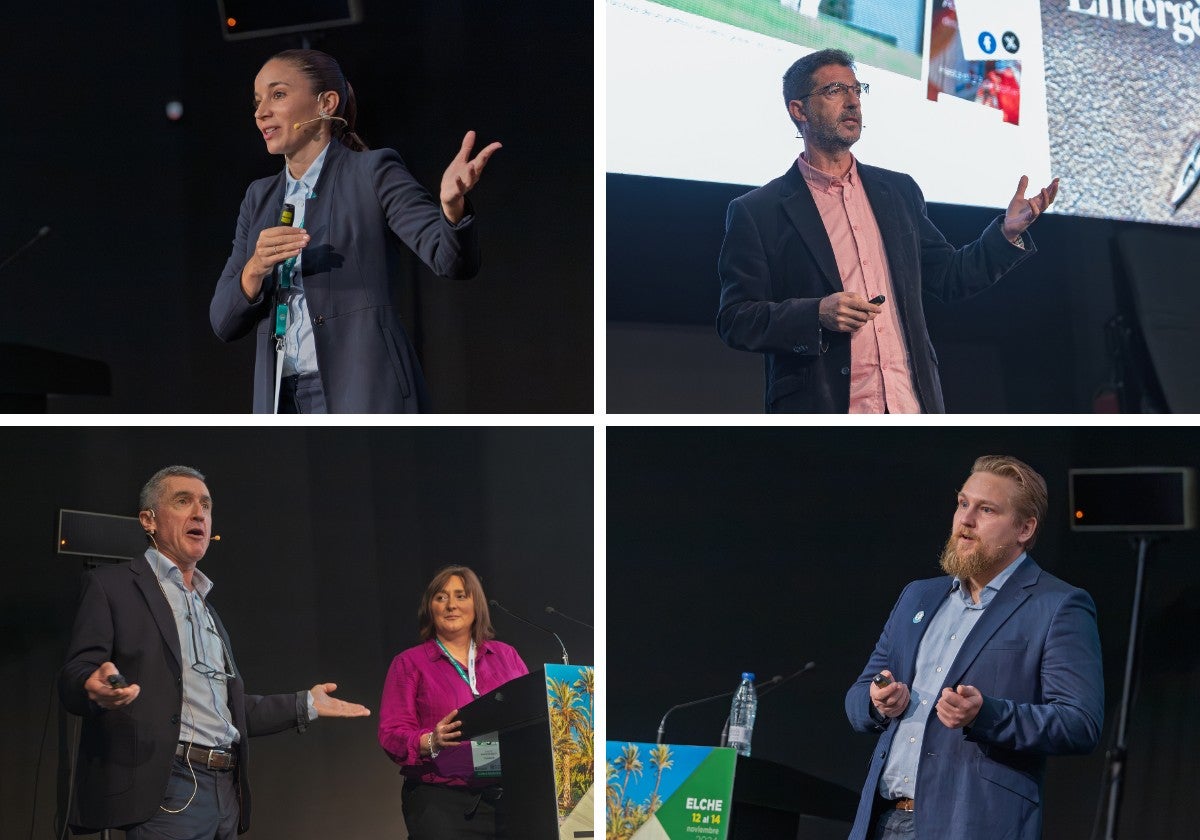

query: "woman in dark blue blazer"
left=211, top=49, right=500, bottom=413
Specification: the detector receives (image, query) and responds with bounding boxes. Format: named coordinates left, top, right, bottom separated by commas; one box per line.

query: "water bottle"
left=727, top=672, right=757, bottom=757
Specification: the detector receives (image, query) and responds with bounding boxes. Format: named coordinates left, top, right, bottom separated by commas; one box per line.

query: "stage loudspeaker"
left=218, top=0, right=361, bottom=41
left=57, top=509, right=145, bottom=563
left=1069, top=468, right=1196, bottom=532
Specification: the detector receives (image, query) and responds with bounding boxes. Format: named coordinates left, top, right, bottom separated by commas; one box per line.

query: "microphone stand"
left=1101, top=536, right=1154, bottom=840
left=489, top=599, right=569, bottom=665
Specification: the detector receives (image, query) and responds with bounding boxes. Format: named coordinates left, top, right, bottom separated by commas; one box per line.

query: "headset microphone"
left=292, top=114, right=349, bottom=130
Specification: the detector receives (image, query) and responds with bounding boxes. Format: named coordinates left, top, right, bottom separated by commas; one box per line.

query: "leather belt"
left=893, top=797, right=915, bottom=812
left=176, top=742, right=237, bottom=770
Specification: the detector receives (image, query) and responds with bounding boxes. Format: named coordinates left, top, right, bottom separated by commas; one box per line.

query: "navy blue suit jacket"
left=211, top=140, right=480, bottom=413
left=844, top=556, right=1104, bottom=840
left=58, top=554, right=308, bottom=833
left=717, top=162, right=1033, bottom=412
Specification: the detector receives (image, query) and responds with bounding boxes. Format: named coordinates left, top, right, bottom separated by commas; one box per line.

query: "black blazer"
left=717, top=162, right=1033, bottom=412
left=210, top=140, right=481, bottom=413
left=58, top=555, right=307, bottom=833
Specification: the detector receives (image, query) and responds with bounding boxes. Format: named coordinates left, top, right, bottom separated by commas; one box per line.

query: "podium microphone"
left=658, top=685, right=739, bottom=745
left=488, top=599, right=569, bottom=665
left=544, top=605, right=594, bottom=630
left=763, top=661, right=816, bottom=697
left=0, top=225, right=51, bottom=274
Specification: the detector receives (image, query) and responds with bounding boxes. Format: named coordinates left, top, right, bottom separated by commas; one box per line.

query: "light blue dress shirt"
left=877, top=553, right=1027, bottom=800
left=145, top=548, right=240, bottom=748
left=280, top=141, right=331, bottom=376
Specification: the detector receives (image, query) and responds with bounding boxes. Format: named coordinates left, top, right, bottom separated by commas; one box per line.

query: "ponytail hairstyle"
left=271, top=48, right=368, bottom=151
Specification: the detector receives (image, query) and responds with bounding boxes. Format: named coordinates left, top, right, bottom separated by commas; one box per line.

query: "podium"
left=0, top=344, right=109, bottom=411
left=458, top=664, right=594, bottom=840
left=605, top=744, right=858, bottom=840
left=730, top=755, right=858, bottom=838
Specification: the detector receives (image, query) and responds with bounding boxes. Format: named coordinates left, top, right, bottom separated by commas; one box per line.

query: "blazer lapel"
left=130, top=555, right=183, bottom=673
left=900, top=577, right=955, bottom=680
left=944, top=557, right=1038, bottom=687
left=779, top=166, right=843, bottom=292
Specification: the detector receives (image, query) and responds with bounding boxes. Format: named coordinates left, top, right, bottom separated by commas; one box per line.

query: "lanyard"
left=435, top=638, right=479, bottom=697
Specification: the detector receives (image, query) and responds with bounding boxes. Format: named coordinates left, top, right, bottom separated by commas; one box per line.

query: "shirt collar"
left=145, top=547, right=213, bottom=598
left=285, top=140, right=332, bottom=198
left=951, top=551, right=1026, bottom=608
left=797, top=151, right=858, bottom=193
left=424, top=636, right=492, bottom=659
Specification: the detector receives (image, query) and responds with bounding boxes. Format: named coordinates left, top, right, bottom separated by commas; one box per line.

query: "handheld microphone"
left=488, top=599, right=569, bottom=665
left=0, top=225, right=51, bottom=274
left=292, top=114, right=349, bottom=130
left=544, top=605, right=594, bottom=630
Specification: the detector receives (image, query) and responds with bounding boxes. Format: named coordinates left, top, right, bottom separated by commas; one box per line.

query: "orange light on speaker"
left=60, top=539, right=67, bottom=545
left=227, top=17, right=237, bottom=28
left=1075, top=510, right=1084, bottom=520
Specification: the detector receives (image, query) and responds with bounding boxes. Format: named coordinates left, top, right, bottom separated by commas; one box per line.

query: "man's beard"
left=939, top=532, right=1010, bottom=579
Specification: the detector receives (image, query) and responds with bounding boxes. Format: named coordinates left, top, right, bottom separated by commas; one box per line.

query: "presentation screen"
left=607, top=0, right=1200, bottom=226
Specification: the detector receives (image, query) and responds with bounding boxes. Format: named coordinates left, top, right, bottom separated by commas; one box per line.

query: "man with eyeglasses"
left=58, top=465, right=371, bottom=839
left=717, top=48, right=1058, bottom=413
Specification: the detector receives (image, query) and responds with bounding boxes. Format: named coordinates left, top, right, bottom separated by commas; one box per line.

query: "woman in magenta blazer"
left=379, top=566, right=528, bottom=838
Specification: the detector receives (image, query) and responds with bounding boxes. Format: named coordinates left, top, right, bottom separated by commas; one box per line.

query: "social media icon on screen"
left=978, top=31, right=996, bottom=54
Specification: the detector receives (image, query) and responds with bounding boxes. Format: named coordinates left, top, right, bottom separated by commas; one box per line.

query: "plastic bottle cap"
left=742, top=672, right=755, bottom=681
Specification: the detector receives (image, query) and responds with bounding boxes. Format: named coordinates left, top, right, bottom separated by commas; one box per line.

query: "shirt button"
left=841, top=366, right=850, bottom=375
left=909, top=737, right=916, bottom=743
left=936, top=667, right=943, bottom=673
left=951, top=634, right=957, bottom=640
left=922, top=699, right=928, bottom=705
left=313, top=315, right=326, bottom=326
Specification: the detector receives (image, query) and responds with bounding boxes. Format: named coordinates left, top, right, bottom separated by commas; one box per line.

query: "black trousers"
left=401, top=780, right=506, bottom=840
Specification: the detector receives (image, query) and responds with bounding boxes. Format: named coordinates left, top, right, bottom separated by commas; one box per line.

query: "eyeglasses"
left=187, top=600, right=235, bottom=682
left=799, top=82, right=869, bottom=101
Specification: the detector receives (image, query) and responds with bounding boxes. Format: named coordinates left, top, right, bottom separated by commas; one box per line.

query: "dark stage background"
left=3, top=3, right=591, bottom=412
left=607, top=174, right=1197, bottom=413
left=6, top=426, right=594, bottom=838
left=608, top=426, right=1200, bottom=839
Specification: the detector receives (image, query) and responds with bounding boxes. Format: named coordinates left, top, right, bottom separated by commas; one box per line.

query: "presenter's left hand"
left=1002, top=175, right=1059, bottom=242
left=440, top=130, right=502, bottom=224
left=936, top=684, right=982, bottom=729
left=310, top=683, right=371, bottom=717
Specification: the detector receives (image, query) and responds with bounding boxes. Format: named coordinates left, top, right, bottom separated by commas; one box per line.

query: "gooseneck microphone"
left=658, top=688, right=736, bottom=745
left=662, top=676, right=782, bottom=748
left=488, top=599, right=569, bottom=665
left=0, top=225, right=51, bottom=273
left=544, top=605, right=594, bottom=630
